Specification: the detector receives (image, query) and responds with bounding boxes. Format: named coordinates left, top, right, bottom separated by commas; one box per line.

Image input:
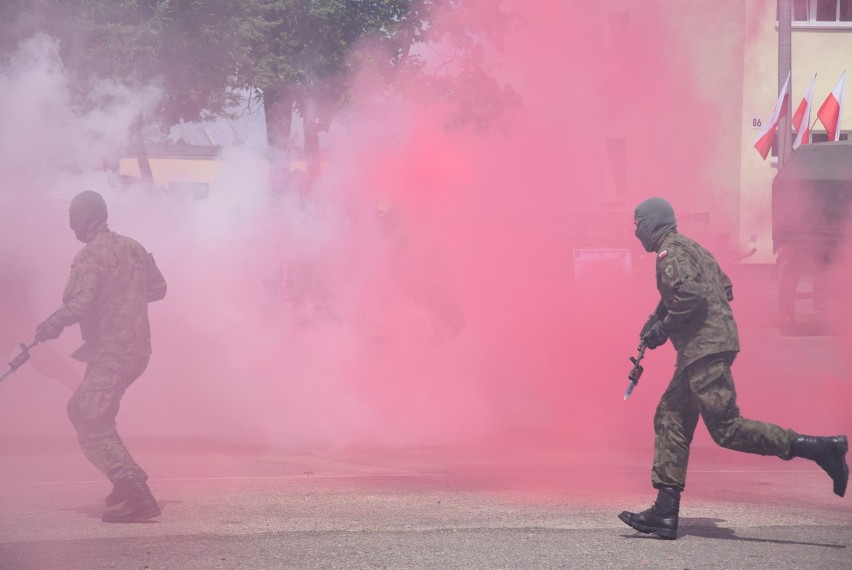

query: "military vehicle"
left=772, top=141, right=852, bottom=332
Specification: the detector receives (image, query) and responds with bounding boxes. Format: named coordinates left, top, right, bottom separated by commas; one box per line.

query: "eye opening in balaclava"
left=69, top=190, right=108, bottom=243
left=634, top=197, right=677, bottom=253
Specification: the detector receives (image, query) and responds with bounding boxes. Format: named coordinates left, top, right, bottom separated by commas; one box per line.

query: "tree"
left=243, top=0, right=519, bottom=187
left=1, top=0, right=269, bottom=123
left=0, top=1, right=519, bottom=186
left=243, top=0, right=419, bottom=185
left=0, top=0, right=266, bottom=180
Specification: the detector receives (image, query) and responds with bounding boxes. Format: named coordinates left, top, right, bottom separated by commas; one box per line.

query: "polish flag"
left=793, top=75, right=816, bottom=150
left=817, top=71, right=846, bottom=141
left=792, top=75, right=815, bottom=133
left=754, top=72, right=790, bottom=160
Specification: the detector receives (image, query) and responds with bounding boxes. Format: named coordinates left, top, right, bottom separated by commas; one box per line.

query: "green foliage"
left=248, top=0, right=521, bottom=140
left=0, top=0, right=266, bottom=124
left=0, top=0, right=520, bottom=144
left=246, top=1, right=418, bottom=121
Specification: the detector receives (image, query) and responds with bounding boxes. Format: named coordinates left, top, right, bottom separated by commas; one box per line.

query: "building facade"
left=742, top=0, right=852, bottom=263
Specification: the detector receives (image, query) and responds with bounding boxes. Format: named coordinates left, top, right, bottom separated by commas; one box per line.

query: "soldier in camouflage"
left=618, top=197, right=848, bottom=540
left=35, top=190, right=167, bottom=523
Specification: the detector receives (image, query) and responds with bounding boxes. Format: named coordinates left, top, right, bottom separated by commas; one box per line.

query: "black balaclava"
left=634, top=197, right=677, bottom=253
left=69, top=190, right=108, bottom=243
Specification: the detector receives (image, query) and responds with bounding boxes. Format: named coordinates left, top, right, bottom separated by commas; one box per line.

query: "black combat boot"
left=105, top=483, right=122, bottom=507
left=101, top=476, right=161, bottom=523
left=104, top=473, right=150, bottom=506
left=618, top=486, right=680, bottom=540
left=791, top=435, right=848, bottom=497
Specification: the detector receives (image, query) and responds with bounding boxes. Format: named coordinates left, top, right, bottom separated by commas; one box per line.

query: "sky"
left=1, top=1, right=850, bottom=485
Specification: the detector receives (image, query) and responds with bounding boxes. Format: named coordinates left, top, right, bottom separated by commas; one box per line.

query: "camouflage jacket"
left=655, top=231, right=739, bottom=370
left=50, top=229, right=167, bottom=362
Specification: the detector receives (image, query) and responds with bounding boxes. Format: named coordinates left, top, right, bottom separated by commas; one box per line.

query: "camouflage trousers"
left=652, top=351, right=797, bottom=491
left=66, top=356, right=149, bottom=484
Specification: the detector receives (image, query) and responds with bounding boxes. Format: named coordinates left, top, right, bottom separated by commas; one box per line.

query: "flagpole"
left=838, top=70, right=846, bottom=141
left=778, top=0, right=793, bottom=166
left=837, top=70, right=846, bottom=141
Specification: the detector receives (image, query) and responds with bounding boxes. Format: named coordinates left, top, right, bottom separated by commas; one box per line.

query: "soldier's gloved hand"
left=35, top=317, right=63, bottom=342
left=641, top=321, right=668, bottom=349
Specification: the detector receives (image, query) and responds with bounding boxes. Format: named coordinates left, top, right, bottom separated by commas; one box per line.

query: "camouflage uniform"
left=621, top=198, right=845, bottom=540
left=44, top=229, right=166, bottom=484
left=651, top=231, right=796, bottom=491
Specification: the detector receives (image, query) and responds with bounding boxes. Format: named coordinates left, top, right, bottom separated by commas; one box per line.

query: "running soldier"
left=619, top=196, right=848, bottom=540
left=35, top=190, right=166, bottom=523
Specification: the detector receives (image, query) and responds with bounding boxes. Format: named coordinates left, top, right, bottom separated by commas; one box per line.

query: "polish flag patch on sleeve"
left=658, top=250, right=668, bottom=259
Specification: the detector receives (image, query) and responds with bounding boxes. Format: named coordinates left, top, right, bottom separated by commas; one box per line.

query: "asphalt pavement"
left=0, top=433, right=849, bottom=569
left=2, top=273, right=851, bottom=570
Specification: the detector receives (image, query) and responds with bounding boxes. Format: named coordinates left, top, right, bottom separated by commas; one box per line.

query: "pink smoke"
left=1, top=2, right=849, bottom=486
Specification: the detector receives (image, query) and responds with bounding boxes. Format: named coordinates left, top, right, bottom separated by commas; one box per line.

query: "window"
left=791, top=0, right=852, bottom=23
left=793, top=0, right=809, bottom=20
left=768, top=133, right=848, bottom=162
left=809, top=132, right=850, bottom=142
left=605, top=137, right=626, bottom=196
left=605, top=11, right=630, bottom=80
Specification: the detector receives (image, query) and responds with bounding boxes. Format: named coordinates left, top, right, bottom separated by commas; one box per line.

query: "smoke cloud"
left=1, top=2, right=850, bottom=483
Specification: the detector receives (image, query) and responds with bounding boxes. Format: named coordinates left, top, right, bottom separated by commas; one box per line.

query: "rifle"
left=624, top=300, right=666, bottom=400
left=0, top=339, right=40, bottom=384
